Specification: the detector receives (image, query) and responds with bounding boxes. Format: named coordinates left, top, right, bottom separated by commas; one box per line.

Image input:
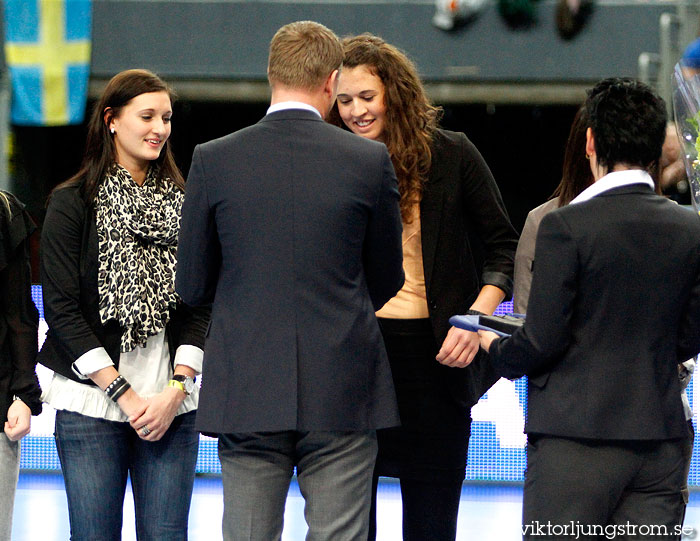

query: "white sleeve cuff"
left=72, top=347, right=115, bottom=380
left=174, top=345, right=203, bottom=375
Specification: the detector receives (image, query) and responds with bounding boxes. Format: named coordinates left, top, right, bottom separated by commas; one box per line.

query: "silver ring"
left=141, top=425, right=152, bottom=436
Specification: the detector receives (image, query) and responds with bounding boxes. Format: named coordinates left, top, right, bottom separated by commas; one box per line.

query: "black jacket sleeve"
left=168, top=301, right=210, bottom=353
left=489, top=211, right=576, bottom=380
left=2, top=240, right=41, bottom=415
left=457, top=133, right=517, bottom=299
left=40, top=187, right=105, bottom=367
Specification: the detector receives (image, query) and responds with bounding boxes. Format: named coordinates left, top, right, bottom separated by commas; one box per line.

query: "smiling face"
left=336, top=65, right=387, bottom=142
left=109, top=91, right=172, bottom=179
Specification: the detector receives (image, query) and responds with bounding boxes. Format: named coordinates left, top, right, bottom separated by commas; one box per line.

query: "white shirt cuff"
left=174, top=345, right=203, bottom=375
left=72, top=347, right=115, bottom=380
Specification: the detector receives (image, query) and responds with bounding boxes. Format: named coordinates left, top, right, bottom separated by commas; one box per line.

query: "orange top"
left=376, top=205, right=429, bottom=319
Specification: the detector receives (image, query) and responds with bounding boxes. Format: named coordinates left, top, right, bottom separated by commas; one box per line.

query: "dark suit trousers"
left=522, top=435, right=686, bottom=540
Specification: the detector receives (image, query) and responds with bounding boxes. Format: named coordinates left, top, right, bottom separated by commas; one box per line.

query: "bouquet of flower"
left=672, top=62, right=700, bottom=211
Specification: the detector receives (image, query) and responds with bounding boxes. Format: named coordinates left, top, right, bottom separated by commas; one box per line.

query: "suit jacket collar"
left=260, top=109, right=324, bottom=123
left=570, top=169, right=654, bottom=204
left=266, top=101, right=322, bottom=117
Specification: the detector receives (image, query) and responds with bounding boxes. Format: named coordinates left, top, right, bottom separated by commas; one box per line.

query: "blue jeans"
left=55, top=409, right=199, bottom=541
left=219, top=430, right=377, bottom=541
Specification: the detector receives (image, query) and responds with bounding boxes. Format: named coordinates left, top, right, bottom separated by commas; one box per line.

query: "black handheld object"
left=449, top=313, right=525, bottom=337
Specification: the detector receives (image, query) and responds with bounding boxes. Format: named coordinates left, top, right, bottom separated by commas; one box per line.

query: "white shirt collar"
left=266, top=101, right=322, bottom=118
left=570, top=169, right=655, bottom=205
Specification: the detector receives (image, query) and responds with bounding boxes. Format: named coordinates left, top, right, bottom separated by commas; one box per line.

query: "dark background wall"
left=1, top=0, right=678, bottom=242
left=82, top=0, right=664, bottom=85
left=9, top=100, right=576, bottom=237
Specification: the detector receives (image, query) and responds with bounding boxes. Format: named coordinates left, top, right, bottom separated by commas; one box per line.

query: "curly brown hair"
left=328, top=34, right=442, bottom=222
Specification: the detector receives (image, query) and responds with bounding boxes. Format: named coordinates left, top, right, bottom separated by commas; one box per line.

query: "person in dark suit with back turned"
left=175, top=20, right=404, bottom=541
left=478, top=78, right=700, bottom=539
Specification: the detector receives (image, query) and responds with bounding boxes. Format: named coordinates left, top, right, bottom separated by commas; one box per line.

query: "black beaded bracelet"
left=104, top=375, right=126, bottom=399
left=110, top=382, right=131, bottom=402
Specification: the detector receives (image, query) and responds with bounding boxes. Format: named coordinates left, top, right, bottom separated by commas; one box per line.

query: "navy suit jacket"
left=176, top=109, right=404, bottom=434
left=490, top=184, right=700, bottom=440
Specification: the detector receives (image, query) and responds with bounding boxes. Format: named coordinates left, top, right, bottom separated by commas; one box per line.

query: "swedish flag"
left=4, top=0, right=91, bottom=126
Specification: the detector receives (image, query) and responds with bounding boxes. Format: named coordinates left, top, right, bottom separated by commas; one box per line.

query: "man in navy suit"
left=479, top=78, right=700, bottom=538
left=176, top=20, right=404, bottom=541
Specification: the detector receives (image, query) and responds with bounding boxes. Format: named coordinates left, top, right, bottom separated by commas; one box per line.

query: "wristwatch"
left=169, top=374, right=195, bottom=396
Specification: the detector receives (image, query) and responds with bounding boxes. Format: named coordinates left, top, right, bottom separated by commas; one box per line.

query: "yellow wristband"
left=168, top=379, right=185, bottom=393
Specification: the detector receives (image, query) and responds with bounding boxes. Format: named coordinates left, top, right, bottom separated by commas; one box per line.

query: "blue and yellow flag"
left=4, top=0, right=92, bottom=126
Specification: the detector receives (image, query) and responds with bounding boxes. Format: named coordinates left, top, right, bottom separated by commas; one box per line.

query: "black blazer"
left=176, top=109, right=405, bottom=434
left=0, top=193, right=41, bottom=422
left=490, top=184, right=700, bottom=440
left=38, top=184, right=208, bottom=384
left=421, top=130, right=518, bottom=407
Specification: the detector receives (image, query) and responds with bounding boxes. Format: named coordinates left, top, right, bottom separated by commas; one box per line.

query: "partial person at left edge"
left=37, top=69, right=209, bottom=540
left=0, top=191, right=41, bottom=541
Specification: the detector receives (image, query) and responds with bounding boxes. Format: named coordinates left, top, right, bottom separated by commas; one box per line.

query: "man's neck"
left=270, top=87, right=328, bottom=119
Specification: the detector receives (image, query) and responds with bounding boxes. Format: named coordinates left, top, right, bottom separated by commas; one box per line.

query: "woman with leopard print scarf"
left=38, top=69, right=209, bottom=540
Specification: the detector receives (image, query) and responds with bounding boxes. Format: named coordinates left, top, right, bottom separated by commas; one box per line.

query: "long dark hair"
left=551, top=105, right=594, bottom=206
left=328, top=34, right=441, bottom=223
left=55, top=69, right=184, bottom=203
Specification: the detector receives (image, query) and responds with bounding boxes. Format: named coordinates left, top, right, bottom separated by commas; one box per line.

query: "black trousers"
left=368, top=318, right=470, bottom=541
left=523, top=435, right=687, bottom=540
left=367, top=475, right=463, bottom=541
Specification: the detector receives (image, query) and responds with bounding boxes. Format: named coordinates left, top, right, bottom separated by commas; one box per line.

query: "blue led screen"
left=23, top=287, right=699, bottom=484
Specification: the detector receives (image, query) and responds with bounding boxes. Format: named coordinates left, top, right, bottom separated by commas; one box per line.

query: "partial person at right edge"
left=176, top=21, right=404, bottom=541
left=0, top=191, right=41, bottom=541
left=479, top=78, right=700, bottom=539
left=515, top=103, right=696, bottom=531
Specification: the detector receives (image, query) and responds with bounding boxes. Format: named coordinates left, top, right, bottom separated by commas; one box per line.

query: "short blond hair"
left=268, top=21, right=343, bottom=91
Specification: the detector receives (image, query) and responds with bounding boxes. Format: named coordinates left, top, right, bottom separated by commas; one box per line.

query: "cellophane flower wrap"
left=673, top=62, right=700, bottom=212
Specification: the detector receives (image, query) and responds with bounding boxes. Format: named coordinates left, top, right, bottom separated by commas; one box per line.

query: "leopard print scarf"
left=96, top=164, right=183, bottom=352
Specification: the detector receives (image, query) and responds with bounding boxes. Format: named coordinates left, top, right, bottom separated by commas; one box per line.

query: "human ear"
left=585, top=127, right=595, bottom=158
left=103, top=107, right=115, bottom=133
left=326, top=69, right=339, bottom=99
